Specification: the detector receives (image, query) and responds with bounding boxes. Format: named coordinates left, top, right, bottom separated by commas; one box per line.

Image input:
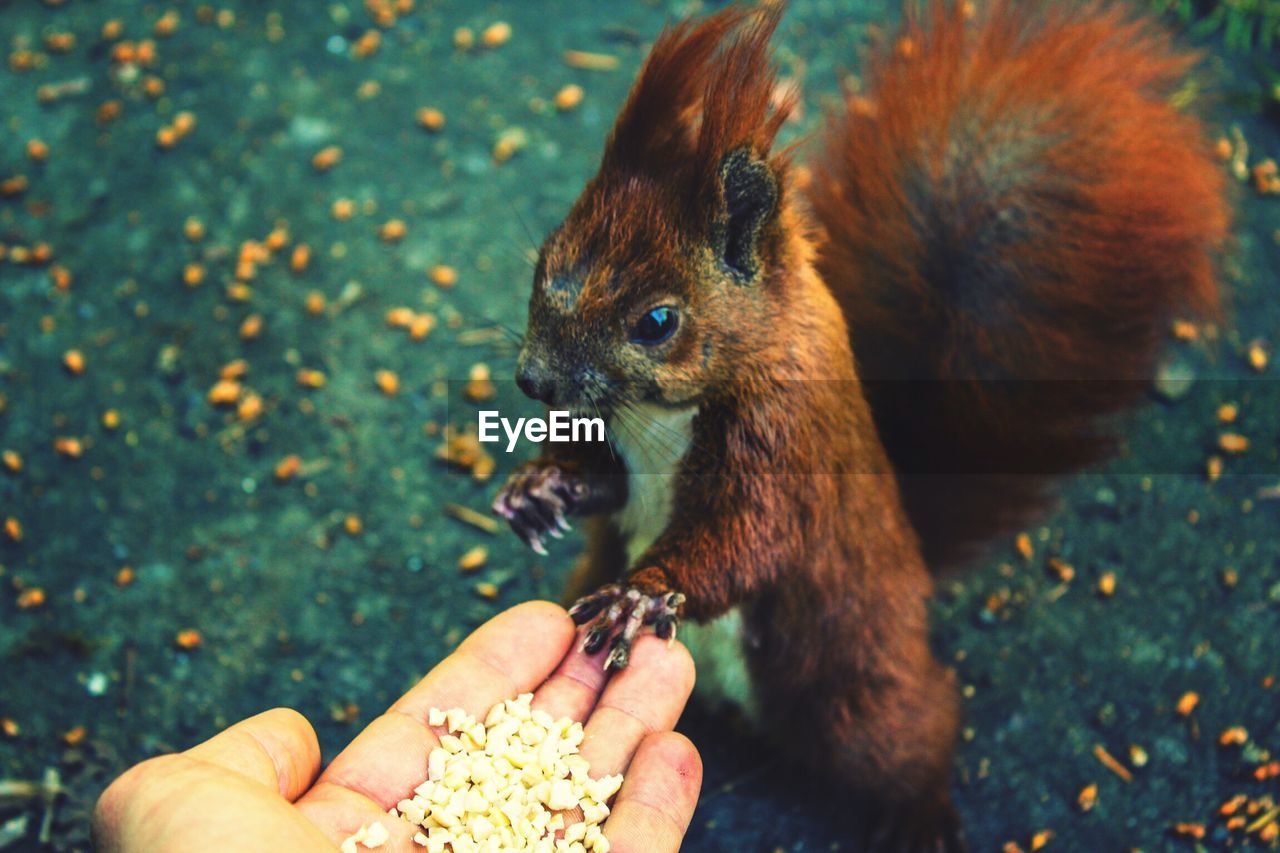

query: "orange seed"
left=352, top=29, right=381, bottom=58
left=1247, top=341, right=1268, bottom=372
left=1170, top=319, right=1198, bottom=341
left=1218, top=726, right=1248, bottom=746
left=379, top=219, right=407, bottom=242
left=416, top=107, right=445, bottom=132
left=312, top=145, right=343, bottom=172
left=480, top=21, right=512, bottom=48
left=174, top=628, right=203, bottom=649
left=17, top=588, right=45, bottom=609
left=172, top=111, right=196, bottom=137
left=385, top=307, right=415, bottom=328
left=1218, top=433, right=1249, bottom=454
left=54, top=437, right=83, bottom=458
left=237, top=393, right=263, bottom=421
left=290, top=243, right=311, bottom=273
left=296, top=368, right=326, bottom=388
left=274, top=454, right=302, bottom=481
left=429, top=264, right=457, bottom=288
left=458, top=546, right=488, bottom=572
left=409, top=313, right=435, bottom=340
left=239, top=313, right=263, bottom=340
left=207, top=379, right=241, bottom=406
left=375, top=369, right=400, bottom=396
left=331, top=198, right=355, bottom=220
left=464, top=363, right=497, bottom=402
left=554, top=84, right=584, bottom=111
left=49, top=265, right=72, bottom=290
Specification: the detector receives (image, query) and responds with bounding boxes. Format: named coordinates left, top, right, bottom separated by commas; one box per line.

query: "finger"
left=530, top=632, right=613, bottom=724
left=182, top=707, right=321, bottom=801
left=391, top=600, right=575, bottom=731
left=295, top=601, right=575, bottom=842
left=93, top=753, right=332, bottom=853
left=603, top=732, right=702, bottom=853
left=578, top=635, right=695, bottom=779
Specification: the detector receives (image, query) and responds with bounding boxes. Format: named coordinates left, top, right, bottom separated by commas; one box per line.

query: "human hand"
left=92, top=601, right=700, bottom=852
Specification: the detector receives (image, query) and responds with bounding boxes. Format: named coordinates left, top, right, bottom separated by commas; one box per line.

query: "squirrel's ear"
left=716, top=146, right=779, bottom=281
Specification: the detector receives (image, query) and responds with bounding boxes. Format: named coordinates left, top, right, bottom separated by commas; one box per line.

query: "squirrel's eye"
left=630, top=306, right=679, bottom=345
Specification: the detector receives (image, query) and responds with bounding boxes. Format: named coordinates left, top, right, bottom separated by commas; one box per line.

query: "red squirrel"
left=491, top=1, right=1228, bottom=848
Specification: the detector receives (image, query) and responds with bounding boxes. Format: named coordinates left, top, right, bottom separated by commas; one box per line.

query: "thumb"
left=184, top=707, right=322, bottom=800
left=93, top=709, right=325, bottom=853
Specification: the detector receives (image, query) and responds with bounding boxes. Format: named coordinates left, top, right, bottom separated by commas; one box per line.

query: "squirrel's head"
left=516, top=4, right=797, bottom=417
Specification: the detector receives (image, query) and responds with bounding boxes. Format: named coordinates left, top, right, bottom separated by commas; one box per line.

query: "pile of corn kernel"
left=341, top=693, right=620, bottom=853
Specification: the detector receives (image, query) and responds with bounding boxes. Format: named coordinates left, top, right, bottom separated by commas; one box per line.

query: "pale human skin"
left=92, top=602, right=701, bottom=852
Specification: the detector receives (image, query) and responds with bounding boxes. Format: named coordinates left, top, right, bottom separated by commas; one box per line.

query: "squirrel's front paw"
left=492, top=464, right=585, bottom=555
left=568, top=572, right=685, bottom=672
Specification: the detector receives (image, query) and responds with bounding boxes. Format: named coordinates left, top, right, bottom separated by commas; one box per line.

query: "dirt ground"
left=1, top=1, right=1278, bottom=850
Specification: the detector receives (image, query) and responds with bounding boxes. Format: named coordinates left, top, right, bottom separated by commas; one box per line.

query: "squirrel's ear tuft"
left=598, top=4, right=790, bottom=183
left=717, top=147, right=778, bottom=281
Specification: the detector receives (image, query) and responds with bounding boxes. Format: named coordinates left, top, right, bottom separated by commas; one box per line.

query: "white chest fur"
left=609, top=403, right=758, bottom=720
left=609, top=403, right=697, bottom=565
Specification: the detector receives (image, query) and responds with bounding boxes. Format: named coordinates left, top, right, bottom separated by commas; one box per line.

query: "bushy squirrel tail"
left=808, top=0, right=1230, bottom=569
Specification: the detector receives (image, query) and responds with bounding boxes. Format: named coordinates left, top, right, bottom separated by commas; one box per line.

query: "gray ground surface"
left=1, top=1, right=1278, bottom=850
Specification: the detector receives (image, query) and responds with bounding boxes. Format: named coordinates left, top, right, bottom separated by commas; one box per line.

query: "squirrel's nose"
left=516, top=363, right=556, bottom=405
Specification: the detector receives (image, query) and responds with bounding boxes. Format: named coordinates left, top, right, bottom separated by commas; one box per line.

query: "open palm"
left=93, top=602, right=701, bottom=852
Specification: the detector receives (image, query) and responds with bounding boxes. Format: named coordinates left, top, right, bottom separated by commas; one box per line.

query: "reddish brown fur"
left=499, top=1, right=1229, bottom=848
left=600, top=2, right=794, bottom=223
left=809, top=0, right=1229, bottom=567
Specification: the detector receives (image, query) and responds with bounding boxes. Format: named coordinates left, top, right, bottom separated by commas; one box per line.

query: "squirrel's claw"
left=494, top=495, right=550, bottom=554
left=492, top=464, right=581, bottom=555
left=569, top=582, right=685, bottom=671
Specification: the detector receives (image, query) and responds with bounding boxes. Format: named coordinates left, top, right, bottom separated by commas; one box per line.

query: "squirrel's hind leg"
left=751, top=581, right=965, bottom=851
left=823, top=666, right=966, bottom=852
left=843, top=663, right=965, bottom=852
